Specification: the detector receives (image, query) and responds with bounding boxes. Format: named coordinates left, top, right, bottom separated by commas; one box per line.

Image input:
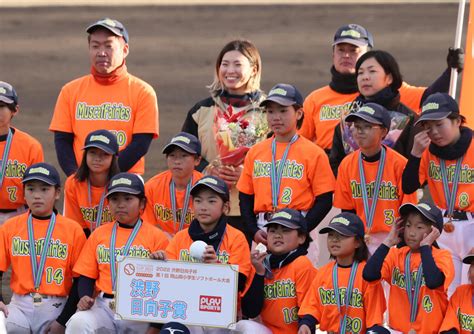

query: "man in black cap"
left=50, top=18, right=159, bottom=177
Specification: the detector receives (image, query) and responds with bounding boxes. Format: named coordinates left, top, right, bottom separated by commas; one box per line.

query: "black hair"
left=356, top=50, right=403, bottom=93
left=295, top=104, right=304, bottom=129
left=447, top=113, right=467, bottom=125
left=298, top=230, right=312, bottom=251
left=0, top=101, right=17, bottom=113
left=75, top=148, right=120, bottom=182
left=329, top=235, right=369, bottom=262
left=192, top=186, right=229, bottom=204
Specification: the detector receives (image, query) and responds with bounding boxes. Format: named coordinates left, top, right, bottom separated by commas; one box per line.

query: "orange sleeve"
left=296, top=260, right=318, bottom=307
left=228, top=231, right=251, bottom=278
left=334, top=157, right=355, bottom=210
left=152, top=228, right=169, bottom=252
left=381, top=247, right=396, bottom=282
left=364, top=280, right=387, bottom=327
left=419, top=151, right=429, bottom=185
left=143, top=181, right=159, bottom=225
left=132, top=84, right=159, bottom=137
left=165, top=233, right=181, bottom=260
left=63, top=177, right=85, bottom=226
left=434, top=249, right=455, bottom=290
left=299, top=97, right=316, bottom=141
left=31, top=138, right=44, bottom=163
left=70, top=223, right=87, bottom=276
left=439, top=286, right=464, bottom=333
left=49, top=86, right=73, bottom=133
left=0, top=225, right=10, bottom=272
left=73, top=234, right=100, bottom=279
left=298, top=274, right=323, bottom=321
left=236, top=147, right=255, bottom=195
left=310, top=147, right=335, bottom=197
left=399, top=82, right=425, bottom=114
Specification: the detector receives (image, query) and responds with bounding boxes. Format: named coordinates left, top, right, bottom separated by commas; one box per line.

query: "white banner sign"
left=115, top=257, right=239, bottom=329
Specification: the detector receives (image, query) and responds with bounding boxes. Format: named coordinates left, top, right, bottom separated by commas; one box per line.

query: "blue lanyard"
left=405, top=251, right=424, bottom=323
left=169, top=177, right=192, bottom=233
left=270, top=134, right=298, bottom=210
left=440, top=158, right=463, bottom=217
left=87, top=179, right=106, bottom=231
left=358, top=147, right=386, bottom=233
left=332, top=261, right=359, bottom=334
left=0, top=128, right=13, bottom=189
left=27, top=212, right=57, bottom=291
left=109, top=219, right=142, bottom=291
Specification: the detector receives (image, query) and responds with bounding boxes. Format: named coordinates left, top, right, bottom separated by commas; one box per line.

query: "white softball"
left=190, top=240, right=208, bottom=261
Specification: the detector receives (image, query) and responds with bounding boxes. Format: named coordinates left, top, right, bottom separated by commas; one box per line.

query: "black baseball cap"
left=22, top=163, right=61, bottom=186
left=83, top=129, right=119, bottom=155
left=462, top=249, right=474, bottom=265
left=260, top=83, right=304, bottom=107
left=345, top=103, right=391, bottom=129
left=160, top=322, right=190, bottom=334
left=399, top=202, right=444, bottom=233
left=0, top=81, right=18, bottom=105
left=333, top=24, right=374, bottom=48
left=415, top=93, right=460, bottom=126
left=162, top=132, right=201, bottom=156
left=106, top=173, right=145, bottom=197
left=86, top=18, right=129, bottom=43
left=264, top=208, right=307, bottom=232
left=320, top=212, right=365, bottom=239
left=190, top=176, right=229, bottom=201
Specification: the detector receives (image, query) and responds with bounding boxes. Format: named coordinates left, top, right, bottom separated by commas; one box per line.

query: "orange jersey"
left=73, top=221, right=168, bottom=294
left=0, top=212, right=86, bottom=296
left=380, top=246, right=454, bottom=333
left=63, top=175, right=114, bottom=230
left=166, top=224, right=251, bottom=279
left=237, top=136, right=335, bottom=213
left=259, top=256, right=317, bottom=334
left=0, top=128, right=43, bottom=210
left=298, top=261, right=386, bottom=333
left=334, top=147, right=417, bottom=233
left=300, top=82, right=425, bottom=150
left=142, top=170, right=203, bottom=235
left=49, top=72, right=159, bottom=174
left=439, top=284, right=474, bottom=334
left=419, top=140, right=474, bottom=212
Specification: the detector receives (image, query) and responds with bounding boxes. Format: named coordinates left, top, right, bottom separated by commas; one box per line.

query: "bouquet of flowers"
left=214, top=105, right=269, bottom=166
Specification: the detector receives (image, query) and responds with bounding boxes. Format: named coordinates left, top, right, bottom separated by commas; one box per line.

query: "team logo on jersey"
left=428, top=161, right=474, bottom=184
left=253, top=160, right=304, bottom=180
left=349, top=181, right=399, bottom=200
left=456, top=308, right=474, bottom=331
left=264, top=279, right=296, bottom=299
left=80, top=206, right=113, bottom=225
left=391, top=267, right=425, bottom=289
left=319, top=102, right=353, bottom=121
left=199, top=295, right=222, bottom=313
left=318, top=287, right=363, bottom=308
left=153, top=204, right=194, bottom=225
left=178, top=249, right=229, bottom=264
left=76, top=102, right=131, bottom=121
left=3, top=160, right=28, bottom=179
left=12, top=237, right=68, bottom=259
left=97, top=245, right=151, bottom=263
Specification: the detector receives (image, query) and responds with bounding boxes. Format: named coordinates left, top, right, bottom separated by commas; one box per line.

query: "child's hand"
left=253, top=230, right=268, bottom=245
left=219, top=165, right=242, bottom=186
left=298, top=324, right=312, bottom=334
left=0, top=301, right=8, bottom=317
left=411, top=130, right=431, bottom=158
left=202, top=246, right=219, bottom=263
left=251, top=249, right=267, bottom=275
left=77, top=296, right=94, bottom=311
left=149, top=250, right=167, bottom=261
left=420, top=227, right=440, bottom=247
left=383, top=217, right=404, bottom=247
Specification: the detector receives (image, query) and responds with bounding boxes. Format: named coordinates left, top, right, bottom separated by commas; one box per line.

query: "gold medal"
left=364, top=233, right=371, bottom=244
left=443, top=220, right=455, bottom=233
left=31, top=292, right=42, bottom=306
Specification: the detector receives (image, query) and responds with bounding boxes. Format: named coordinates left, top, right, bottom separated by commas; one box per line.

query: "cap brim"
left=83, top=143, right=116, bottom=155
left=462, top=254, right=474, bottom=264
left=22, top=175, right=58, bottom=186
left=414, top=111, right=452, bottom=126
left=345, top=113, right=383, bottom=126
left=105, top=187, right=142, bottom=197
left=263, top=219, right=300, bottom=229
left=260, top=96, right=296, bottom=107
left=399, top=203, right=436, bottom=224
left=190, top=183, right=228, bottom=199
left=162, top=143, right=197, bottom=155
left=0, top=96, right=15, bottom=104
left=333, top=38, right=368, bottom=47
left=319, top=225, right=356, bottom=236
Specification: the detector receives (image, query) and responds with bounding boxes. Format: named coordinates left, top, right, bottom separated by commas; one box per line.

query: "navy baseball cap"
left=399, top=202, right=444, bottom=233
left=160, top=322, right=190, bottom=334
left=260, top=83, right=304, bottom=107
left=86, top=18, right=129, bottom=43
left=320, top=212, right=365, bottom=239
left=83, top=129, right=119, bottom=155
left=333, top=24, right=374, bottom=48
left=106, top=173, right=145, bottom=197
left=462, top=249, right=474, bottom=264
left=22, top=163, right=61, bottom=186
left=190, top=176, right=229, bottom=201
left=415, top=93, right=460, bottom=126
left=162, top=132, right=201, bottom=156
left=0, top=81, right=18, bottom=105
left=345, top=103, right=391, bottom=129
left=264, top=208, right=307, bottom=232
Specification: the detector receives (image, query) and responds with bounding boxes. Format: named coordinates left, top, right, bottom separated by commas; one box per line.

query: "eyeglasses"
left=351, top=124, right=382, bottom=133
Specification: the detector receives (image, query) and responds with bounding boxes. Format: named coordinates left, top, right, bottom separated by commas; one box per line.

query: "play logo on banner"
left=199, top=295, right=222, bottom=312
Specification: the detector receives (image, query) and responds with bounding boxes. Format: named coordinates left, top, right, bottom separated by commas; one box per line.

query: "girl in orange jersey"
left=65, top=173, right=168, bottom=333
left=439, top=250, right=474, bottom=334
left=363, top=202, right=454, bottom=333
left=298, top=212, right=386, bottom=334
left=403, top=93, right=474, bottom=297
left=64, top=129, right=120, bottom=237
left=236, top=208, right=317, bottom=334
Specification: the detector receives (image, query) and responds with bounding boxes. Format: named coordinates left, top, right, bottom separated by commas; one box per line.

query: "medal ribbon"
left=332, top=261, right=359, bottom=334
left=109, top=219, right=142, bottom=290
left=87, top=179, right=106, bottom=231
left=405, top=251, right=424, bottom=323
left=358, top=147, right=386, bottom=233
left=27, top=212, right=57, bottom=291
left=440, top=158, right=463, bottom=218
left=0, top=128, right=13, bottom=189
left=270, top=134, right=298, bottom=210
left=170, top=177, right=192, bottom=233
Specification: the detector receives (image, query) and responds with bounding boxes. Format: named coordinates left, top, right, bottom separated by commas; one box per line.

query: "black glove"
left=447, top=47, right=464, bottom=73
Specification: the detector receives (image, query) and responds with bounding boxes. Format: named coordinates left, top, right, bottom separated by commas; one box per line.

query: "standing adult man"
left=299, top=23, right=463, bottom=154
left=50, top=18, right=159, bottom=176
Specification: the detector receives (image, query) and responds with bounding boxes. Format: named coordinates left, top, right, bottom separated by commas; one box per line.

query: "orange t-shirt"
left=258, top=256, right=317, bottom=334
left=380, top=246, right=454, bottom=333
left=49, top=73, right=159, bottom=174
left=0, top=212, right=86, bottom=296
left=300, top=82, right=425, bottom=150
left=142, top=170, right=203, bottom=236
left=73, top=221, right=169, bottom=294
left=63, top=175, right=114, bottom=230
left=419, top=140, right=474, bottom=212
left=334, top=146, right=417, bottom=233
left=298, top=261, right=386, bottom=333
left=0, top=128, right=43, bottom=210
left=439, top=284, right=474, bottom=334
left=237, top=136, right=335, bottom=213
